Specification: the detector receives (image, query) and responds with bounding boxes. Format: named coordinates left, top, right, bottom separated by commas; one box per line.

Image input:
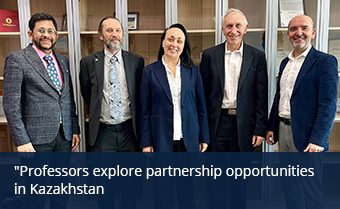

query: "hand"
left=17, top=142, right=36, bottom=152
left=200, top=143, right=208, bottom=152
left=266, top=131, right=275, bottom=145
left=252, top=135, right=265, bottom=147
left=17, top=142, right=35, bottom=158
left=142, top=146, right=154, bottom=152
left=303, top=143, right=325, bottom=152
left=71, top=134, right=81, bottom=152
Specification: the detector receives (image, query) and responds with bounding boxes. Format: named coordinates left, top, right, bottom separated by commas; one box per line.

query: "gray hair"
left=223, top=8, right=248, bottom=26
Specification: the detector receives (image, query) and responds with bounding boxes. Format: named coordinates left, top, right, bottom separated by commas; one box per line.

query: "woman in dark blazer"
left=139, top=23, right=209, bottom=152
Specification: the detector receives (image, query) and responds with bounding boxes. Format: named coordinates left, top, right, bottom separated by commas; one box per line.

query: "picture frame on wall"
left=113, top=12, right=139, bottom=30
left=127, top=13, right=138, bottom=30
left=279, top=0, right=305, bottom=27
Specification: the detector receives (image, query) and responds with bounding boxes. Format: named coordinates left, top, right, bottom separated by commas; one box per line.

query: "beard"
left=291, top=35, right=308, bottom=50
left=33, top=37, right=56, bottom=51
left=105, top=37, right=122, bottom=52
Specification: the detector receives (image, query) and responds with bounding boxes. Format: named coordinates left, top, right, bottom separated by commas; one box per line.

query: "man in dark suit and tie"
left=200, top=8, right=268, bottom=209
left=3, top=13, right=80, bottom=209
left=79, top=16, right=144, bottom=152
left=79, top=16, right=144, bottom=209
left=266, top=15, right=338, bottom=209
left=200, top=8, right=268, bottom=152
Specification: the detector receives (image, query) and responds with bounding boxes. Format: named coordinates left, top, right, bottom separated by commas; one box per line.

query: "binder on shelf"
left=0, top=9, right=19, bottom=32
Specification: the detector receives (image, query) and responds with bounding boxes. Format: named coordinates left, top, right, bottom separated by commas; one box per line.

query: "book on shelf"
left=0, top=9, right=19, bottom=32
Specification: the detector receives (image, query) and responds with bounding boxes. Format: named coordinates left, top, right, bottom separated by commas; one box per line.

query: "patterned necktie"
left=109, top=56, right=123, bottom=123
left=43, top=55, right=62, bottom=94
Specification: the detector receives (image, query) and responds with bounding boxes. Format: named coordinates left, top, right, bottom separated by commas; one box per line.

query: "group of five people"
left=3, top=7, right=338, bottom=209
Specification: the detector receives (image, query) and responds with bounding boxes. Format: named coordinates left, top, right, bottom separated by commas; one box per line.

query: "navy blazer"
left=268, top=47, right=338, bottom=151
left=139, top=60, right=209, bottom=152
left=200, top=42, right=268, bottom=152
left=3, top=44, right=80, bottom=146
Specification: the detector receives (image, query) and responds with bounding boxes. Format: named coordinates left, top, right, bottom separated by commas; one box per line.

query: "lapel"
left=214, top=43, right=225, bottom=93
left=238, top=43, right=253, bottom=91
left=277, top=57, right=289, bottom=92
left=54, top=50, right=69, bottom=96
left=94, top=51, right=105, bottom=101
left=154, top=60, right=172, bottom=103
left=122, top=50, right=134, bottom=101
left=292, top=47, right=317, bottom=95
left=181, top=65, right=190, bottom=104
left=23, top=45, right=58, bottom=92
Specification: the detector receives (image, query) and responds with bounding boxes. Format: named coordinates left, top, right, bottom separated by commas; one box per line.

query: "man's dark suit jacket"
left=139, top=60, right=209, bottom=152
left=79, top=50, right=144, bottom=146
left=3, top=44, right=80, bottom=146
left=268, top=47, right=338, bottom=152
left=200, top=42, right=268, bottom=152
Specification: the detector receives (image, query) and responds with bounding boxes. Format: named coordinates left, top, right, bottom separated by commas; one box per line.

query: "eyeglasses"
left=36, top=28, right=57, bottom=35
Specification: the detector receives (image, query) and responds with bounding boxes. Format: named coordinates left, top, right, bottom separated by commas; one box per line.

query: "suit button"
left=181, top=106, right=184, bottom=109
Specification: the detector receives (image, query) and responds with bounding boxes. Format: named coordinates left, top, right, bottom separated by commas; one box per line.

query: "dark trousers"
left=172, top=139, right=187, bottom=152
left=91, top=119, right=137, bottom=152
left=23, top=125, right=71, bottom=209
left=209, top=110, right=248, bottom=209
left=153, top=140, right=195, bottom=209
left=210, top=110, right=240, bottom=152
left=91, top=120, right=138, bottom=209
left=280, top=153, right=324, bottom=209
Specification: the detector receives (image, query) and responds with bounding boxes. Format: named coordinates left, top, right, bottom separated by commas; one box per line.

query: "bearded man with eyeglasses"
left=3, top=13, right=80, bottom=208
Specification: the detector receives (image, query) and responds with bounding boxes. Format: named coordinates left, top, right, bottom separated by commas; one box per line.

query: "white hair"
left=223, top=8, right=248, bottom=26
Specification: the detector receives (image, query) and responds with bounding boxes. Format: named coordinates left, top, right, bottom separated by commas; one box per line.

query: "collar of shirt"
left=104, top=48, right=122, bottom=64
left=161, top=56, right=181, bottom=76
left=225, top=41, right=244, bottom=56
left=288, top=44, right=312, bottom=60
left=32, top=43, right=63, bottom=84
left=32, top=44, right=57, bottom=62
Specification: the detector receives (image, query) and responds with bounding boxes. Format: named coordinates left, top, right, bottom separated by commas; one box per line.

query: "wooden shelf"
left=247, top=28, right=265, bottom=32
left=0, top=116, right=7, bottom=125
left=0, top=32, right=20, bottom=36
left=80, top=31, right=98, bottom=35
left=329, top=27, right=340, bottom=31
left=80, top=29, right=216, bottom=35
left=129, top=30, right=164, bottom=34
left=278, top=28, right=288, bottom=32
left=334, top=113, right=340, bottom=123
left=58, top=31, right=68, bottom=35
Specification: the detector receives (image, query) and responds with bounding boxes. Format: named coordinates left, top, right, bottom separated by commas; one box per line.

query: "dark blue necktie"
left=43, top=55, right=62, bottom=94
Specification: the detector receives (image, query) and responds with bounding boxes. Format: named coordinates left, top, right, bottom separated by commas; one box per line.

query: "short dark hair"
left=98, top=16, right=123, bottom=34
left=157, top=23, right=194, bottom=69
left=29, top=13, right=58, bottom=31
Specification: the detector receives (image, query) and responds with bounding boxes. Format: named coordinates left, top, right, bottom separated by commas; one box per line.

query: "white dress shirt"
left=162, top=57, right=183, bottom=141
left=221, top=42, right=243, bottom=109
left=278, top=44, right=312, bottom=119
left=100, top=49, right=132, bottom=124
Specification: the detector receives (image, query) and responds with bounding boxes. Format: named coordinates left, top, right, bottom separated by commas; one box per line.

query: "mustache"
left=39, top=38, right=52, bottom=40
left=110, top=37, right=121, bottom=42
left=293, top=35, right=306, bottom=40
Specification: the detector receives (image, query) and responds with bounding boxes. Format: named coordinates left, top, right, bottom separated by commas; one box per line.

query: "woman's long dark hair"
left=157, top=23, right=194, bottom=68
